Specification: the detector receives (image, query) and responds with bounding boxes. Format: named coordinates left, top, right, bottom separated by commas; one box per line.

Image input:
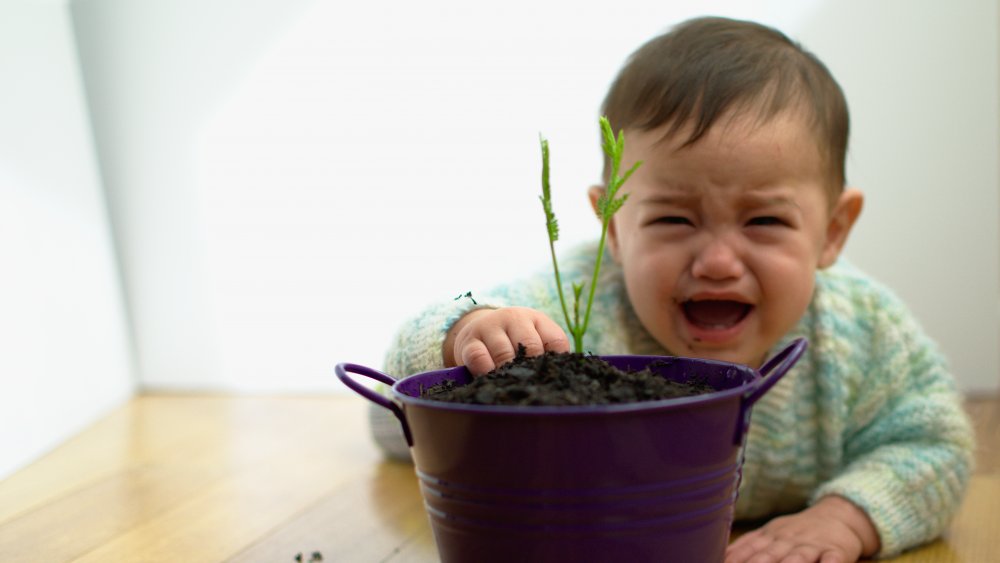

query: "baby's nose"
left=691, top=236, right=745, bottom=280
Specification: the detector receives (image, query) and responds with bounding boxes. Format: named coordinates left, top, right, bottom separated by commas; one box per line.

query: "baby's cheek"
left=767, top=272, right=814, bottom=332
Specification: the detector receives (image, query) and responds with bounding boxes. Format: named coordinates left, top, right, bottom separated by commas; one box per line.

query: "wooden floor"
left=0, top=393, right=996, bottom=563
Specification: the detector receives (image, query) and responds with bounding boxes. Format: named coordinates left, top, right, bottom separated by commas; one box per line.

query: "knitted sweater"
left=371, top=242, right=974, bottom=557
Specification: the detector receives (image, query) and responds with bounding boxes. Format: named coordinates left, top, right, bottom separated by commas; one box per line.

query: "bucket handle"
left=335, top=363, right=413, bottom=447
left=734, top=337, right=808, bottom=444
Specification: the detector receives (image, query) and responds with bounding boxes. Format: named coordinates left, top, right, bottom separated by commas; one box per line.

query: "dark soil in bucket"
left=421, top=345, right=715, bottom=406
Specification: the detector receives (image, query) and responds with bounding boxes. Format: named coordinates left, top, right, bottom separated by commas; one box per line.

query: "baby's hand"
left=444, top=307, right=570, bottom=375
left=725, top=496, right=880, bottom=563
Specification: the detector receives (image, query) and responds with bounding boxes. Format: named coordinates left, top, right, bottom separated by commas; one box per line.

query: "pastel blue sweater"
left=371, top=243, right=974, bottom=557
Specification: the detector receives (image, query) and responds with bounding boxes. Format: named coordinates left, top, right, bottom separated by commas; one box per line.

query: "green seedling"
left=539, top=116, right=641, bottom=353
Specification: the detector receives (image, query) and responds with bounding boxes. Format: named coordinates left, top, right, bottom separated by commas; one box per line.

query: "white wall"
left=802, top=2, right=1000, bottom=394
left=70, top=0, right=999, bottom=393
left=0, top=1, right=135, bottom=480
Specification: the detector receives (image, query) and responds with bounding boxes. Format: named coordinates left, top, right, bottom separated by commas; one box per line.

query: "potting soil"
left=421, top=345, right=714, bottom=406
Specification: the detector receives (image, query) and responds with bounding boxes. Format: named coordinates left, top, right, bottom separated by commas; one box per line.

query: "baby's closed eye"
left=746, top=216, right=788, bottom=227
left=652, top=216, right=694, bottom=226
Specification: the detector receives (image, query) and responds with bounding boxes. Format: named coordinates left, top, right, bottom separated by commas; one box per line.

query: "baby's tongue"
left=683, top=300, right=750, bottom=328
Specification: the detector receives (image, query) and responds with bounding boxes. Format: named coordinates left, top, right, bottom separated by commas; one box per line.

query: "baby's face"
left=599, top=112, right=845, bottom=368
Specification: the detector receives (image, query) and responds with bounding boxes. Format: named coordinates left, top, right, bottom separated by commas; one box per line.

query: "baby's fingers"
left=459, top=339, right=499, bottom=376
left=726, top=532, right=772, bottom=563
left=459, top=327, right=519, bottom=376
left=502, top=309, right=570, bottom=360
left=817, top=550, right=847, bottom=563
left=727, top=532, right=831, bottom=563
left=451, top=307, right=569, bottom=376
left=505, top=324, right=551, bottom=359
left=534, top=314, right=571, bottom=354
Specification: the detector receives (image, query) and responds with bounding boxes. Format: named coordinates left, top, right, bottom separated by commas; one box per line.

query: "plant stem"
left=579, top=219, right=611, bottom=346
left=539, top=136, right=574, bottom=336
left=548, top=226, right=573, bottom=341
left=539, top=116, right=640, bottom=354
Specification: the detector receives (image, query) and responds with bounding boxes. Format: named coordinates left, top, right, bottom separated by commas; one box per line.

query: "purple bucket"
left=337, top=338, right=806, bottom=563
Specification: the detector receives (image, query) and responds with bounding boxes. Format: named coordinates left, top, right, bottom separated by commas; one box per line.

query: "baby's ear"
left=819, top=188, right=864, bottom=268
left=588, top=185, right=621, bottom=262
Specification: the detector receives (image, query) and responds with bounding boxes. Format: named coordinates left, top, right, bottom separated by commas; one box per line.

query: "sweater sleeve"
left=810, top=277, right=975, bottom=557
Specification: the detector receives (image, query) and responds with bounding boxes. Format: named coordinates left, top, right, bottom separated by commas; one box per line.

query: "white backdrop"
left=69, top=0, right=999, bottom=393
left=0, top=1, right=134, bottom=479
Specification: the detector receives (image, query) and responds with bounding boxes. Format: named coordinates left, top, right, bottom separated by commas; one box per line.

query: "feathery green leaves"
left=596, top=116, right=640, bottom=222
left=539, top=116, right=641, bottom=352
left=539, top=136, right=559, bottom=242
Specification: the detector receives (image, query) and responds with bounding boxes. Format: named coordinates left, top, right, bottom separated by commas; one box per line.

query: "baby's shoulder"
left=811, top=260, right=935, bottom=366
left=814, top=260, right=909, bottom=318
left=807, top=262, right=952, bottom=424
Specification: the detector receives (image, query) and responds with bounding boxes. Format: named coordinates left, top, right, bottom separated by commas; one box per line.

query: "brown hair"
left=601, top=17, right=849, bottom=194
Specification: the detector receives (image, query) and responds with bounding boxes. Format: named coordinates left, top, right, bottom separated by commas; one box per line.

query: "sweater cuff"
left=811, top=461, right=961, bottom=558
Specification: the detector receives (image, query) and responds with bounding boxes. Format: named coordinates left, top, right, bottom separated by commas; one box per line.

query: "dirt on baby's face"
left=421, top=345, right=713, bottom=406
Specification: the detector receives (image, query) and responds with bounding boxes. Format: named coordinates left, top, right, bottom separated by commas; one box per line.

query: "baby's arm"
left=730, top=273, right=974, bottom=561
left=726, top=495, right=879, bottom=563
left=443, top=307, right=570, bottom=375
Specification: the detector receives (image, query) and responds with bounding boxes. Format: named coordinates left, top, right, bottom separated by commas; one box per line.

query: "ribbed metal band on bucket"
left=416, top=461, right=740, bottom=533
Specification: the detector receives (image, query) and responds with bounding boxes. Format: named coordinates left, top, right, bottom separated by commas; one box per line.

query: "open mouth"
left=682, top=300, right=753, bottom=330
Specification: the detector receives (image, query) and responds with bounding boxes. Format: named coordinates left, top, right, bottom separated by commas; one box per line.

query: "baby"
left=372, top=16, right=974, bottom=562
